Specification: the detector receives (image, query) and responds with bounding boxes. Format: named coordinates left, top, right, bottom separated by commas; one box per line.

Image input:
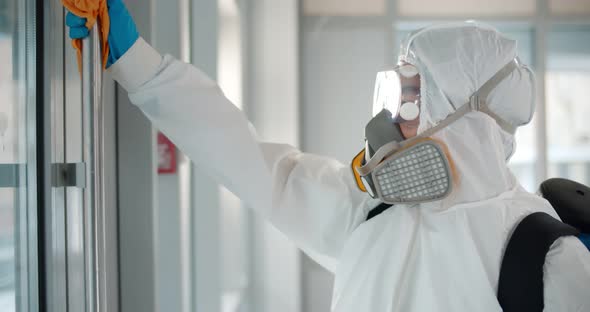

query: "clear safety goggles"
left=373, top=63, right=421, bottom=123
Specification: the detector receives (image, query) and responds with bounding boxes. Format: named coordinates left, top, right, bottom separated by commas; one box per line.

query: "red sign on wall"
left=157, top=132, right=177, bottom=174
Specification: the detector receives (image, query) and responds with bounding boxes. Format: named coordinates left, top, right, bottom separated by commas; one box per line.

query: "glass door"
left=42, top=2, right=116, bottom=311
left=0, top=1, right=115, bottom=311
left=0, top=0, right=39, bottom=311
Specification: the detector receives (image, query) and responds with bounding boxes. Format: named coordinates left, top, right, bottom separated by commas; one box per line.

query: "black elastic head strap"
left=366, top=203, right=393, bottom=221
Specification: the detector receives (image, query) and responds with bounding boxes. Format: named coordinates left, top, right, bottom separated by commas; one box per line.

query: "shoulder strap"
left=580, top=233, right=590, bottom=251
left=497, top=212, right=580, bottom=312
left=366, top=203, right=393, bottom=221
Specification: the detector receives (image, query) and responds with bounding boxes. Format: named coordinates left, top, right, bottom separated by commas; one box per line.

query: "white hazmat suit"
left=109, top=22, right=590, bottom=311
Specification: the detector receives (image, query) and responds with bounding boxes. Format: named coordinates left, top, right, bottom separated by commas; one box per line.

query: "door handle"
left=51, top=162, right=86, bottom=188
left=81, top=23, right=104, bottom=312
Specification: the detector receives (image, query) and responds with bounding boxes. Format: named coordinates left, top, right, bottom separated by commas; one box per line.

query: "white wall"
left=300, top=17, right=388, bottom=312
left=190, top=1, right=223, bottom=311
left=152, top=0, right=185, bottom=311
left=242, top=1, right=302, bottom=312
left=117, top=0, right=158, bottom=311
left=121, top=1, right=222, bottom=312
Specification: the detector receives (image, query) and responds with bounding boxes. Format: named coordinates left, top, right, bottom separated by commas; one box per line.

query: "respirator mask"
left=352, top=59, right=520, bottom=204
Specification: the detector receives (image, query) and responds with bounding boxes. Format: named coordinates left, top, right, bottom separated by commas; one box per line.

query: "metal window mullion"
left=396, top=16, right=537, bottom=23
left=24, top=0, right=40, bottom=310
left=535, top=0, right=549, bottom=185
left=178, top=2, right=192, bottom=312
left=386, top=0, right=398, bottom=66
left=240, top=1, right=255, bottom=311
left=549, top=16, right=590, bottom=25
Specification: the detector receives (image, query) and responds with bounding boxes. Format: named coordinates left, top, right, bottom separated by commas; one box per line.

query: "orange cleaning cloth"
left=62, top=0, right=110, bottom=70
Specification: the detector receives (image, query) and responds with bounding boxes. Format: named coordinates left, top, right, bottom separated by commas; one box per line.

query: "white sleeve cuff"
left=108, top=37, right=163, bottom=93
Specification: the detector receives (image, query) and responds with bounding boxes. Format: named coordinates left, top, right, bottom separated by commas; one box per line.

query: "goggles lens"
left=373, top=64, right=421, bottom=122
left=398, top=64, right=419, bottom=78
left=399, top=101, right=420, bottom=121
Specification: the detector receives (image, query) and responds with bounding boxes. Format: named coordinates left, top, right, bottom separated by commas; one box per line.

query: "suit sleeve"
left=108, top=38, right=376, bottom=271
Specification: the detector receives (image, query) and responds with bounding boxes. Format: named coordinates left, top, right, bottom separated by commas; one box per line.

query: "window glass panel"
left=0, top=189, right=15, bottom=311
left=0, top=5, right=16, bottom=312
left=0, top=0, right=27, bottom=311
left=398, top=0, right=535, bottom=17
left=502, top=27, right=536, bottom=191
left=547, top=25, right=590, bottom=186
left=550, top=0, right=590, bottom=16
left=509, top=119, right=537, bottom=191
left=303, top=0, right=386, bottom=16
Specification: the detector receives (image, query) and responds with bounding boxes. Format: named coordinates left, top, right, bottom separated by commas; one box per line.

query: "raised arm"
left=109, top=38, right=374, bottom=270
left=65, top=0, right=377, bottom=271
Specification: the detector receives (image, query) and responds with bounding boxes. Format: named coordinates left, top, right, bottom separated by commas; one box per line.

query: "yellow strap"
left=351, top=149, right=367, bottom=192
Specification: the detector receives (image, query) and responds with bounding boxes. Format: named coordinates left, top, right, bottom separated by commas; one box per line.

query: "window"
left=0, top=0, right=38, bottom=310
left=303, top=0, right=386, bottom=16
left=546, top=25, right=590, bottom=185
left=397, top=0, right=535, bottom=17
left=550, top=0, right=590, bottom=16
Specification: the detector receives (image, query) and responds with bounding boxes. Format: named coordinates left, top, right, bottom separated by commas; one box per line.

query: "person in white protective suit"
left=66, top=1, right=590, bottom=310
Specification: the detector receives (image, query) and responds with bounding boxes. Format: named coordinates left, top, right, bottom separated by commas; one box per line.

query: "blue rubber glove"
left=66, top=0, right=139, bottom=68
